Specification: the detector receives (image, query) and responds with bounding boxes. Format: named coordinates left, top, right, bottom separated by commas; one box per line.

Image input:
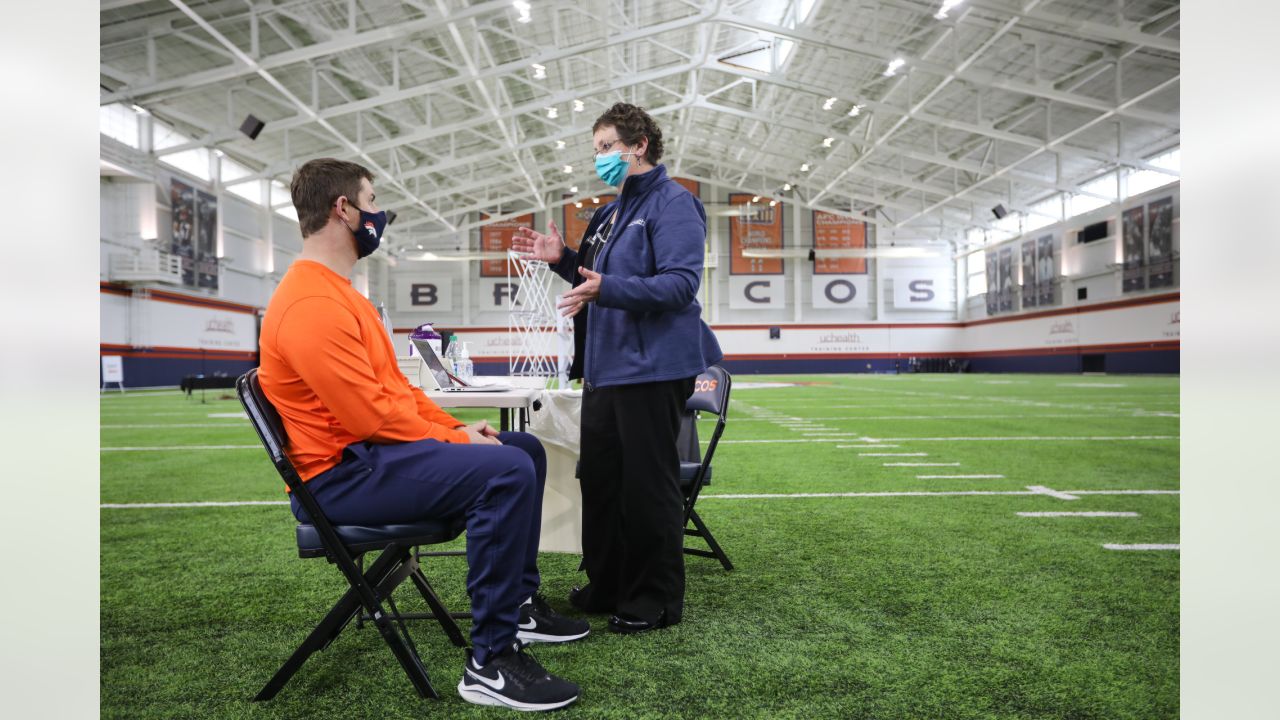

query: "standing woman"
left=513, top=103, right=722, bottom=633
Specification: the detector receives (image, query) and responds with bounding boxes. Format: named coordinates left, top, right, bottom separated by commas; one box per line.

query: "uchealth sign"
left=811, top=275, right=869, bottom=309
left=395, top=276, right=454, bottom=312
left=728, top=275, right=787, bottom=309
left=888, top=268, right=953, bottom=310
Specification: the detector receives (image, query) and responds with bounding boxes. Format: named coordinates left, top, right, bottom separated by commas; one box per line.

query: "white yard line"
left=917, top=474, right=1005, bottom=479
left=101, top=500, right=288, bottom=509
left=883, top=462, right=960, bottom=467
left=1018, top=512, right=1139, bottom=517
left=101, top=423, right=248, bottom=429
left=859, top=452, right=928, bottom=457
left=1103, top=543, right=1179, bottom=551
left=836, top=444, right=900, bottom=449
left=712, top=435, right=1175, bottom=445
left=1027, top=485, right=1080, bottom=501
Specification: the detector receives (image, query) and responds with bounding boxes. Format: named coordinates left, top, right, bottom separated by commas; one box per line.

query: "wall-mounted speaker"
left=385, top=209, right=398, bottom=226
left=769, top=326, right=781, bottom=340
left=239, top=114, right=265, bottom=140
left=991, top=204, right=1008, bottom=220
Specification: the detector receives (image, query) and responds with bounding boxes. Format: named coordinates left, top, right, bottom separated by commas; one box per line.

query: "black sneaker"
left=457, top=644, right=580, bottom=711
left=517, top=594, right=590, bottom=644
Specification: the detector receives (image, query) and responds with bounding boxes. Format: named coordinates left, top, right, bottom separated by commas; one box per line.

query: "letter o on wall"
left=823, top=279, right=857, bottom=304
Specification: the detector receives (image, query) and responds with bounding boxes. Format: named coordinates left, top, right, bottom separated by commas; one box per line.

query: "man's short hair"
left=592, top=103, right=664, bottom=165
left=290, top=158, right=374, bottom=237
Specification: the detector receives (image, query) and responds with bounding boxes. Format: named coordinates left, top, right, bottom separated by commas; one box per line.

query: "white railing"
left=108, top=249, right=184, bottom=285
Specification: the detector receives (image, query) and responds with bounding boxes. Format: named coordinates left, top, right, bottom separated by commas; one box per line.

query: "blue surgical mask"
left=345, top=203, right=387, bottom=258
left=594, top=150, right=634, bottom=187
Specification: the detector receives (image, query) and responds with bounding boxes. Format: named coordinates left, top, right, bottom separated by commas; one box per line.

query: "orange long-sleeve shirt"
left=258, top=259, right=469, bottom=482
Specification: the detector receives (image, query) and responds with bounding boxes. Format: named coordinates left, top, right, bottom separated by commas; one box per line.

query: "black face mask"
left=344, top=202, right=387, bottom=258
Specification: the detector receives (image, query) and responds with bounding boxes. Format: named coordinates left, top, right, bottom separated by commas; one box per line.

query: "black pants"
left=577, top=376, right=696, bottom=623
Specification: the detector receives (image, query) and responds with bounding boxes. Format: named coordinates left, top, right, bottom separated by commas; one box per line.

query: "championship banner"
left=985, top=250, right=999, bottom=316
left=1147, top=196, right=1175, bottom=288
left=1122, top=205, right=1146, bottom=292
left=479, top=213, right=533, bottom=278
left=1020, top=238, right=1037, bottom=308
left=195, top=190, right=218, bottom=290
left=812, top=211, right=867, bottom=275
left=1036, top=234, right=1055, bottom=306
left=729, top=194, right=784, bottom=275
left=997, top=246, right=1014, bottom=312
left=561, top=196, right=613, bottom=251
left=170, top=178, right=196, bottom=286
left=672, top=177, right=701, bottom=197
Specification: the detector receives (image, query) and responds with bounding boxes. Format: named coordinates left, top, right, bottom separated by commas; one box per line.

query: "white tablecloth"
left=526, top=389, right=583, bottom=553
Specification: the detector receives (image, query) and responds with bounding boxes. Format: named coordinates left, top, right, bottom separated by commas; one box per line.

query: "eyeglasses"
left=591, top=138, right=626, bottom=162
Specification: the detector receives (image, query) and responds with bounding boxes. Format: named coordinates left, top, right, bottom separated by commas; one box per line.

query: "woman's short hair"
left=593, top=102, right=664, bottom=165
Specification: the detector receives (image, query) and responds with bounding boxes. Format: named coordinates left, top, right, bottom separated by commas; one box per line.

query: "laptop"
left=411, top=337, right=510, bottom=392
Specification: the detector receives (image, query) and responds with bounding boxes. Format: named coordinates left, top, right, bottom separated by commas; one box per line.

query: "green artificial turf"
left=101, top=374, right=1179, bottom=719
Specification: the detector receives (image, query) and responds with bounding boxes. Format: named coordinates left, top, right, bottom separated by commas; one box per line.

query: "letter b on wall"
left=395, top=276, right=453, bottom=312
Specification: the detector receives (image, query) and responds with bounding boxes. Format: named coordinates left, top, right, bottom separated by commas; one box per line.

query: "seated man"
left=258, top=158, right=587, bottom=712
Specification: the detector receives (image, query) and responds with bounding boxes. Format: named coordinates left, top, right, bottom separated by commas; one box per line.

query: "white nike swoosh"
left=518, top=618, right=537, bottom=630
left=466, top=667, right=505, bottom=691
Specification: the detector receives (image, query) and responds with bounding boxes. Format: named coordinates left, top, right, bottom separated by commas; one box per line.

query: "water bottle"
left=408, top=323, right=442, bottom=359
left=445, top=334, right=461, bottom=375
left=458, top=342, right=474, bottom=384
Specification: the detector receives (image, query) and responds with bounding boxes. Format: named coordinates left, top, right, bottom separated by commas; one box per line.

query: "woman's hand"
left=512, top=220, right=566, bottom=264
left=557, top=267, right=603, bottom=318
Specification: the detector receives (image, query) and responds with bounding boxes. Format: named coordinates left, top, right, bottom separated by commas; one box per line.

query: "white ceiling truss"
left=101, top=0, right=1179, bottom=252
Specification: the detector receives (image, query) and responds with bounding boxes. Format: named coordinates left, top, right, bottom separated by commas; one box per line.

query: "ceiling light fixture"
left=752, top=195, right=760, bottom=202
left=572, top=99, right=584, bottom=112
left=769, top=200, right=778, bottom=207
left=546, top=106, right=558, bottom=119
left=822, top=137, right=834, bottom=148
left=822, top=97, right=837, bottom=111
left=555, top=140, right=565, bottom=149
left=883, top=58, right=905, bottom=77
left=848, top=104, right=864, bottom=117
left=574, top=201, right=583, bottom=208
left=783, top=182, right=792, bottom=191
left=531, top=63, right=546, bottom=79
left=513, top=1, right=532, bottom=23
left=563, top=165, right=573, bottom=173
left=591, top=197, right=600, bottom=204
left=569, top=185, right=578, bottom=193
left=800, top=163, right=810, bottom=172
left=934, top=0, right=963, bottom=19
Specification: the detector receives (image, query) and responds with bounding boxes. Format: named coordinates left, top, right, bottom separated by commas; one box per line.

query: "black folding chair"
left=236, top=369, right=468, bottom=702
left=679, top=365, right=734, bottom=571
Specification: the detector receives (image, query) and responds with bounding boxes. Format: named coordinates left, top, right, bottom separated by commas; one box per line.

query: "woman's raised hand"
left=512, top=220, right=566, bottom=264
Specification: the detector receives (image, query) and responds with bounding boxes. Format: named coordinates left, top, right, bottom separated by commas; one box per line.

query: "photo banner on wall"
left=479, top=212, right=534, bottom=277
left=1036, top=234, right=1055, bottom=306
left=169, top=178, right=196, bottom=286
left=1020, top=238, right=1037, bottom=309
left=812, top=211, right=867, bottom=275
left=561, top=196, right=613, bottom=251
left=1147, top=196, right=1175, bottom=288
left=997, top=246, right=1014, bottom=312
left=729, top=194, right=784, bottom=275
left=195, top=190, right=219, bottom=291
left=985, top=250, right=999, bottom=316
left=1122, top=205, right=1147, bottom=292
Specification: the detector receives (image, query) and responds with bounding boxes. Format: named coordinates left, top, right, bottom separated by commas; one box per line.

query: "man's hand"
left=512, top=221, right=566, bottom=264
left=557, top=267, right=603, bottom=318
left=461, top=420, right=502, bottom=445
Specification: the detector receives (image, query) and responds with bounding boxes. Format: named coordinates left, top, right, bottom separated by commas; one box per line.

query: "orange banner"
left=812, top=211, right=867, bottom=274
left=672, top=177, right=700, bottom=197
left=479, top=213, right=533, bottom=277
left=729, top=194, right=784, bottom=275
left=561, top=195, right=615, bottom=251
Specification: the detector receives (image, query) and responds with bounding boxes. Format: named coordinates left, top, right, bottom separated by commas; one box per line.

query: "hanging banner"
left=888, top=266, right=953, bottom=311
left=195, top=189, right=219, bottom=290
left=1036, top=234, right=1055, bottom=306
left=1147, top=196, right=1175, bottom=288
left=729, top=194, right=784, bottom=275
left=479, top=213, right=533, bottom=278
left=561, top=196, right=613, bottom=251
left=1021, top=238, right=1037, bottom=309
left=395, top=275, right=454, bottom=313
left=812, top=211, right=867, bottom=275
left=985, top=250, right=999, bottom=316
left=729, top=275, right=787, bottom=309
left=672, top=177, right=701, bottom=197
left=1122, top=205, right=1147, bottom=292
left=169, top=178, right=196, bottom=286
left=997, top=246, right=1014, bottom=312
